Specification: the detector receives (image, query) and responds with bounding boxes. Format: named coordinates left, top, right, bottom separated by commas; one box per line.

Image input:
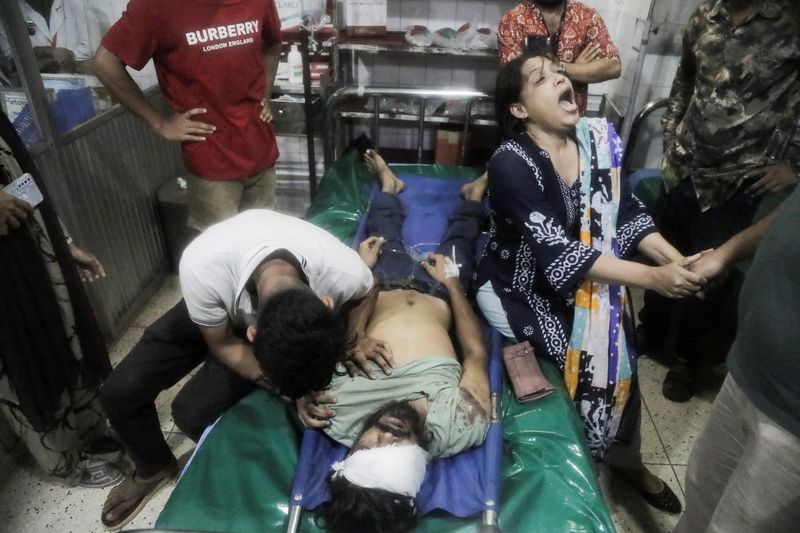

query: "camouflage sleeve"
left=661, top=9, right=701, bottom=137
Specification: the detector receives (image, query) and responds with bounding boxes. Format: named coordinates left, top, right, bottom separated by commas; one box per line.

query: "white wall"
left=349, top=0, right=671, bottom=157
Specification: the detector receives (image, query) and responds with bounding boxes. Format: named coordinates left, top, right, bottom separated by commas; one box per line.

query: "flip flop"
left=662, top=360, right=695, bottom=402
left=101, top=462, right=177, bottom=531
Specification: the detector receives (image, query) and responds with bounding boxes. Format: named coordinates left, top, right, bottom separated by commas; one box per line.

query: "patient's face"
left=350, top=401, right=426, bottom=453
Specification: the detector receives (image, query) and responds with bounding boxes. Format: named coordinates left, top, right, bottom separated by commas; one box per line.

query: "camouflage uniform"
left=662, top=0, right=800, bottom=211
left=640, top=0, right=800, bottom=383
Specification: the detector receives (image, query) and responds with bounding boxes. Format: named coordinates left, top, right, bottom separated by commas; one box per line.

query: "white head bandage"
left=330, top=445, right=429, bottom=497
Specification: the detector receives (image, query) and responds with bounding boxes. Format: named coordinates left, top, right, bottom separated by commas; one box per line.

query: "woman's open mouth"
left=558, top=86, right=578, bottom=113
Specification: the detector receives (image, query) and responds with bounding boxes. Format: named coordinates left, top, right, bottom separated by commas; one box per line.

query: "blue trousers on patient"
left=367, top=192, right=484, bottom=296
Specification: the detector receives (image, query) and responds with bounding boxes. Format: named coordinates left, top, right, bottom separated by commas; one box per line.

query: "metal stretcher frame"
left=285, top=181, right=505, bottom=533
left=284, top=330, right=505, bottom=533
left=152, top=159, right=615, bottom=533
left=323, top=86, right=493, bottom=171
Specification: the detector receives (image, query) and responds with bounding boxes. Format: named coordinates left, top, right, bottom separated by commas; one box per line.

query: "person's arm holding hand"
left=91, top=46, right=215, bottom=142
left=587, top=253, right=706, bottom=299
left=689, top=203, right=783, bottom=283
left=421, top=253, right=490, bottom=415
left=0, top=191, right=32, bottom=236
left=637, top=232, right=685, bottom=266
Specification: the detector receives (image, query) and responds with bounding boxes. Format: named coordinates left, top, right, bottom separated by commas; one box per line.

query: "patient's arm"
left=421, top=254, right=490, bottom=415
left=345, top=283, right=395, bottom=378
left=199, top=322, right=272, bottom=391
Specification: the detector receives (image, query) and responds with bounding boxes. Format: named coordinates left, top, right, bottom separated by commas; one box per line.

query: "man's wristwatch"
left=555, top=61, right=568, bottom=76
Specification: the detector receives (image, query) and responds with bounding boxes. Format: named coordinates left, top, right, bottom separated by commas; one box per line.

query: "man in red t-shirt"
left=498, top=0, right=621, bottom=116
left=92, top=0, right=282, bottom=231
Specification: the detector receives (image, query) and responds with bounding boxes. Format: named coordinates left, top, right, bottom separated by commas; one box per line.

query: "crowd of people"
left=1, top=0, right=798, bottom=532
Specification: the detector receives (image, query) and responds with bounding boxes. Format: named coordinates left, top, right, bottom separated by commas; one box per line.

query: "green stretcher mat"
left=155, top=153, right=614, bottom=533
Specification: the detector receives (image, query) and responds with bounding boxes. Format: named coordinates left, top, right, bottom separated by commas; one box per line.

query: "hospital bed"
left=152, top=152, right=615, bottom=533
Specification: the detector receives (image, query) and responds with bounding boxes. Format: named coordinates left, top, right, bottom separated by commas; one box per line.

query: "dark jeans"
left=100, top=300, right=254, bottom=477
left=367, top=192, right=484, bottom=295
left=638, top=179, right=760, bottom=365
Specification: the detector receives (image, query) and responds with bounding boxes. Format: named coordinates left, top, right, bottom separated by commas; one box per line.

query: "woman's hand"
left=647, top=254, right=707, bottom=298
left=69, top=243, right=106, bottom=282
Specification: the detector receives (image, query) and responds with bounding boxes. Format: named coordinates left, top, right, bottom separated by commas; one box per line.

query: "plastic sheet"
left=155, top=364, right=613, bottom=533
left=155, top=159, right=614, bottom=533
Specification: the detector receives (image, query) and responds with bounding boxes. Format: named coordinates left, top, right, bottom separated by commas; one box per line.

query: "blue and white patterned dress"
left=476, top=118, right=656, bottom=458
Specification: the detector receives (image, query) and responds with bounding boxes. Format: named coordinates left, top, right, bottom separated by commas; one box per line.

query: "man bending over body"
left=299, top=152, right=491, bottom=533
left=100, top=208, right=386, bottom=530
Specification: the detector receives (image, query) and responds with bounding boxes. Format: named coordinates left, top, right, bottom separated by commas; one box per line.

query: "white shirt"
left=179, top=209, right=373, bottom=328
left=0, top=0, right=92, bottom=60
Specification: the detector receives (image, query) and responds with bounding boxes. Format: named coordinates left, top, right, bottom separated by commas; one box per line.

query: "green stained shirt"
left=323, top=358, right=489, bottom=458
left=661, top=0, right=800, bottom=211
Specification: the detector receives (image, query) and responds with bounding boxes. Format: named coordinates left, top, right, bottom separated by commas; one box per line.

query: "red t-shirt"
left=102, top=0, right=281, bottom=180
left=498, top=0, right=620, bottom=115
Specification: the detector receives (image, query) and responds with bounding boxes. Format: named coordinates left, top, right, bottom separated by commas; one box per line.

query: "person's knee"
left=171, top=394, right=202, bottom=440
left=100, top=368, right=147, bottom=414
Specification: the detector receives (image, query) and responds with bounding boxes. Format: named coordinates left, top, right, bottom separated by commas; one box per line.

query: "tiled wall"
left=343, top=0, right=708, bottom=169
left=614, top=0, right=706, bottom=169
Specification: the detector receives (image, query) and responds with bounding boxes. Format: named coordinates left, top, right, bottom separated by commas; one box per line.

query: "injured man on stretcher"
left=298, top=151, right=491, bottom=533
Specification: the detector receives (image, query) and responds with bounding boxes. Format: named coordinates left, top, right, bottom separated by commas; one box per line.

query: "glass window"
left=0, top=0, right=158, bottom=144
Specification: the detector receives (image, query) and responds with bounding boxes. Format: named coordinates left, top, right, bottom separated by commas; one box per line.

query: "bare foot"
left=461, top=172, right=487, bottom=202
left=101, top=461, right=178, bottom=530
left=364, top=149, right=404, bottom=193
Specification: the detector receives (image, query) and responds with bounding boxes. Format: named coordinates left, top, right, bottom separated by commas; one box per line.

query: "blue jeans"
left=367, top=192, right=484, bottom=297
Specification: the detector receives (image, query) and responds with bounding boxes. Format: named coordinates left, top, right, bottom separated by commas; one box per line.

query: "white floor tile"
left=671, top=465, right=688, bottom=498
left=108, top=327, right=145, bottom=368
left=640, top=404, right=670, bottom=465
left=638, top=357, right=714, bottom=466
left=0, top=462, right=108, bottom=533
left=0, top=449, right=182, bottom=533
left=132, top=275, right=182, bottom=328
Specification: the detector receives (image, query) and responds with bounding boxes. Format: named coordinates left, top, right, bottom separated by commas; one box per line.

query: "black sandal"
left=662, top=360, right=695, bottom=402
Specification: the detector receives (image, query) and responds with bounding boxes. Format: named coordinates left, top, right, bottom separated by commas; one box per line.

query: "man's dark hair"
left=316, top=475, right=419, bottom=533
left=253, top=286, right=350, bottom=399
left=495, top=46, right=557, bottom=139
